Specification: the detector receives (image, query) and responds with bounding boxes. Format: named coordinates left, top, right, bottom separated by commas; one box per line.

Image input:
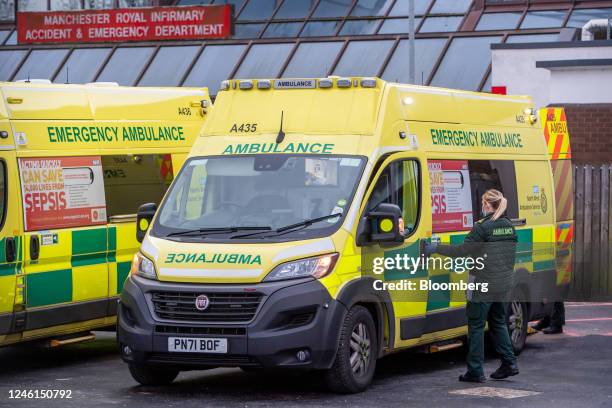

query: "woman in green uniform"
left=425, top=189, right=519, bottom=383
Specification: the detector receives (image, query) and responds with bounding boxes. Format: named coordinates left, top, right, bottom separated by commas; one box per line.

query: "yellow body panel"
left=0, top=82, right=210, bottom=346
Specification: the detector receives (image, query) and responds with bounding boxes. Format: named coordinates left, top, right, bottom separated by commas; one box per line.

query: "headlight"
left=130, top=252, right=157, bottom=280
left=264, top=253, right=338, bottom=282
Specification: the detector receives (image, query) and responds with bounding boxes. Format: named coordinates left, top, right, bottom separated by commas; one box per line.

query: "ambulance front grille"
left=151, top=291, right=263, bottom=322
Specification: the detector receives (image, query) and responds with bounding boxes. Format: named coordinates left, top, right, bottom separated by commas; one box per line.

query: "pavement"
left=1, top=302, right=611, bottom=408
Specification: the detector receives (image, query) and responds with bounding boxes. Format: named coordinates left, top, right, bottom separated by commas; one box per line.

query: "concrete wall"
left=491, top=42, right=612, bottom=107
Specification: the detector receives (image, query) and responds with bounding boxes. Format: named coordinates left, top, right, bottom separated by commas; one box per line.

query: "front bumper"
left=117, top=275, right=346, bottom=370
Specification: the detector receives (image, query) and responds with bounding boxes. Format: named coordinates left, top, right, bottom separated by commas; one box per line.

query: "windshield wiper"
left=166, top=226, right=272, bottom=238
left=232, top=214, right=342, bottom=239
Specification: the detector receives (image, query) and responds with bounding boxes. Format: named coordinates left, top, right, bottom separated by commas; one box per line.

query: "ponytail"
left=482, top=189, right=507, bottom=221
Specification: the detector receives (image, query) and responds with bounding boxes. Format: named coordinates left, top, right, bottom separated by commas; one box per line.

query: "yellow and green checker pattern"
left=23, top=224, right=138, bottom=309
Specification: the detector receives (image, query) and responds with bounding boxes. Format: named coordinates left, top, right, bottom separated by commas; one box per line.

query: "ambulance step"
left=426, top=340, right=463, bottom=353
left=48, top=332, right=96, bottom=348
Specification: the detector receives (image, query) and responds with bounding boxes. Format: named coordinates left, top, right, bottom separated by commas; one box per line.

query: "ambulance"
left=118, top=77, right=570, bottom=393
left=0, top=81, right=210, bottom=347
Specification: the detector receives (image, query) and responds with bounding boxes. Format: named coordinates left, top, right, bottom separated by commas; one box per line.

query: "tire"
left=128, top=363, right=179, bottom=386
left=507, top=299, right=528, bottom=354
left=325, top=305, right=377, bottom=394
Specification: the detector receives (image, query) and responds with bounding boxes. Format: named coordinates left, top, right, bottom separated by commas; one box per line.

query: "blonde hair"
left=482, top=189, right=507, bottom=221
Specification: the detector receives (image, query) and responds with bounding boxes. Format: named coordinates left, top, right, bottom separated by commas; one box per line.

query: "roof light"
left=201, top=100, right=209, bottom=108
left=257, top=80, right=271, bottom=89
left=360, top=78, right=377, bottom=88
left=318, top=78, right=333, bottom=88
left=239, top=80, right=253, bottom=90
left=402, top=96, right=414, bottom=105
left=336, top=78, right=351, bottom=88
left=220, top=80, right=230, bottom=91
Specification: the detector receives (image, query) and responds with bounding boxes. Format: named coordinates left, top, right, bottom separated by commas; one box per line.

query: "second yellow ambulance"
left=0, top=81, right=210, bottom=347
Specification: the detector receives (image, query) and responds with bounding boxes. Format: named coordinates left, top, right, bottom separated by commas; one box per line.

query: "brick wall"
left=558, top=103, right=612, bottom=164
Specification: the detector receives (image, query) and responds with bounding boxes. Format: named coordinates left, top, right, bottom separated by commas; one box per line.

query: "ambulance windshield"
left=152, top=154, right=366, bottom=242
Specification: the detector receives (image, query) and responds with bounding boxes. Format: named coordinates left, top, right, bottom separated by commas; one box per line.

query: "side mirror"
left=136, top=202, right=157, bottom=243
left=357, top=203, right=405, bottom=247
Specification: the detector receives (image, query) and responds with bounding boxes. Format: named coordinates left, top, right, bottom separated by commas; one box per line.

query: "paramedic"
left=424, top=189, right=519, bottom=383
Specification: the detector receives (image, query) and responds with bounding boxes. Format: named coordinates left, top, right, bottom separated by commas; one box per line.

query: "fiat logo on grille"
left=194, top=294, right=210, bottom=311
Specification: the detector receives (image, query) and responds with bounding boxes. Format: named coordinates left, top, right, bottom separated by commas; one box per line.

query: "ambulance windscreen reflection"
left=152, top=155, right=366, bottom=241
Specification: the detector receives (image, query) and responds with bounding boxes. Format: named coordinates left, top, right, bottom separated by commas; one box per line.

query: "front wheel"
left=507, top=300, right=528, bottom=354
left=128, top=363, right=179, bottom=386
left=325, top=305, right=377, bottom=394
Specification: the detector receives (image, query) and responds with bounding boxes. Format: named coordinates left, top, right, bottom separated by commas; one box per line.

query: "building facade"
left=0, top=0, right=611, bottom=98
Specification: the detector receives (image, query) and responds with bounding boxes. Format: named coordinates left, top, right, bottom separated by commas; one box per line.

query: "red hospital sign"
left=17, top=4, right=232, bottom=44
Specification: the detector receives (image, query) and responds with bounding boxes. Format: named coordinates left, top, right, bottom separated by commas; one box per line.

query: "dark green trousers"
left=466, top=301, right=517, bottom=377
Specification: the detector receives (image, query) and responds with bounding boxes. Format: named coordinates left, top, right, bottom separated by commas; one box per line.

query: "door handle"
left=30, top=235, right=40, bottom=261
left=5, top=237, right=15, bottom=263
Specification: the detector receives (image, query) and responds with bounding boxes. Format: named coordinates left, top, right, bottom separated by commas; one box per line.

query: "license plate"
left=168, top=337, right=228, bottom=353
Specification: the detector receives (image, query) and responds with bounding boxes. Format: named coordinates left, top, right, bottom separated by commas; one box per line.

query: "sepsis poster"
left=19, top=156, right=107, bottom=231
left=428, top=160, right=473, bottom=233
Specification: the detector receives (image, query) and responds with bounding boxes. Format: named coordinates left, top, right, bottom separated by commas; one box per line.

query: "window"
left=274, top=0, right=316, bottom=19
left=339, top=19, right=381, bottom=35
left=333, top=40, right=394, bottom=77
left=0, top=30, right=10, bottom=44
left=4, top=31, right=17, bottom=45
left=51, top=0, right=80, bottom=10
left=419, top=16, right=462, bottom=32
left=300, top=21, right=342, bottom=37
left=54, top=48, right=112, bottom=84
left=382, top=38, right=446, bottom=84
left=97, top=47, right=155, bottom=86
left=238, top=0, right=278, bottom=20
left=138, top=46, right=200, bottom=86
left=233, top=23, right=265, bottom=39
left=351, top=0, right=393, bottom=17
left=431, top=36, right=501, bottom=91
left=0, top=160, right=6, bottom=230
left=505, top=34, right=559, bottom=43
left=428, top=159, right=517, bottom=233
left=14, top=49, right=70, bottom=81
left=567, top=8, right=612, bottom=28
left=468, top=160, right=518, bottom=221
left=263, top=22, right=303, bottom=38
left=388, top=0, right=431, bottom=16
left=282, top=42, right=343, bottom=78
left=0, top=50, right=27, bottom=81
left=476, top=12, right=522, bottom=31
left=234, top=43, right=294, bottom=79
left=378, top=17, right=423, bottom=34
left=103, top=154, right=174, bottom=218
left=154, top=155, right=366, bottom=242
left=520, top=10, right=567, bottom=29
left=366, top=160, right=420, bottom=234
left=429, top=0, right=471, bottom=14
left=312, top=0, right=352, bottom=18
left=183, top=44, right=246, bottom=95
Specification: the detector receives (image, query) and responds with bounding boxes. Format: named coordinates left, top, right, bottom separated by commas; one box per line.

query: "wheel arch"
left=335, top=277, right=395, bottom=358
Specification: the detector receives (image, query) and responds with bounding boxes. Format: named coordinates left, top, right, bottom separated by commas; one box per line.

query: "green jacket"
left=436, top=213, right=517, bottom=298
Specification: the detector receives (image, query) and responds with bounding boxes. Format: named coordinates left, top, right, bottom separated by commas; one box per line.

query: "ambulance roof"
left=0, top=81, right=209, bottom=121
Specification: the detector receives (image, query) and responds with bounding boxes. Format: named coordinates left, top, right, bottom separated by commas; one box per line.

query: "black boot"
left=459, top=372, right=486, bottom=383
left=542, top=326, right=563, bottom=334
left=531, top=319, right=549, bottom=331
left=490, top=363, right=519, bottom=380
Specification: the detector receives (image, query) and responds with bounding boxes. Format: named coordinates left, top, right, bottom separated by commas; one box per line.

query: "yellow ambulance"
left=118, top=77, right=568, bottom=392
left=0, top=81, right=210, bottom=347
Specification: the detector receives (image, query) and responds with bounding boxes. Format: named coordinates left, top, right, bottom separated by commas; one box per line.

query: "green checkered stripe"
left=25, top=226, right=131, bottom=308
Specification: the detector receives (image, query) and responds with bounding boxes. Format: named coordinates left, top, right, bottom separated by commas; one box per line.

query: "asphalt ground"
left=1, top=302, right=611, bottom=408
